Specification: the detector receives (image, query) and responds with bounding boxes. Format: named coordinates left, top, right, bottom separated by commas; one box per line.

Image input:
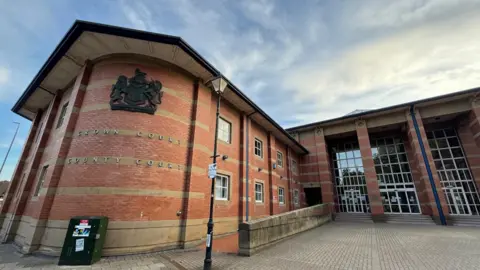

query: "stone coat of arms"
left=110, top=68, right=163, bottom=115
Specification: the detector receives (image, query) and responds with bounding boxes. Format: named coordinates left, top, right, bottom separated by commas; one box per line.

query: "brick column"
left=267, top=132, right=276, bottom=215
left=406, top=109, right=449, bottom=225
left=404, top=132, right=431, bottom=215
left=355, top=120, right=384, bottom=219
left=16, top=62, right=93, bottom=253
left=0, top=112, right=42, bottom=238
left=314, top=127, right=335, bottom=206
left=0, top=91, right=62, bottom=244
left=180, top=81, right=212, bottom=248
left=464, top=98, right=480, bottom=192
left=286, top=146, right=292, bottom=211
left=0, top=113, right=41, bottom=216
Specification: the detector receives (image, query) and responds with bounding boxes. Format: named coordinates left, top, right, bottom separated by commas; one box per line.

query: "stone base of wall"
left=2, top=215, right=242, bottom=257
left=238, top=203, right=332, bottom=257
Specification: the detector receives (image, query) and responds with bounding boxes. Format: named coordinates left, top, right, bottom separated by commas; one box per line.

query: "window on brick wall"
left=215, top=174, right=229, bottom=200
left=292, top=160, right=297, bottom=173
left=217, top=117, right=231, bottom=143
left=255, top=182, right=264, bottom=202
left=294, top=189, right=299, bottom=205
left=254, top=138, right=263, bottom=158
left=278, top=187, right=285, bottom=204
left=33, top=165, right=48, bottom=197
left=56, top=102, right=69, bottom=129
left=277, top=151, right=284, bottom=168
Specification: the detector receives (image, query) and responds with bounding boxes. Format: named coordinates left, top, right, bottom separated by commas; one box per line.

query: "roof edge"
left=286, top=86, right=480, bottom=132
left=11, top=20, right=308, bottom=154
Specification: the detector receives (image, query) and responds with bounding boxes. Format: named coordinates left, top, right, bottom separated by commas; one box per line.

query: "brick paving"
left=2, top=222, right=480, bottom=269
left=164, top=222, right=480, bottom=270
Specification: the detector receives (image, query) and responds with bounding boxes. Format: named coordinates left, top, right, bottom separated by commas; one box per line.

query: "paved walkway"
left=2, top=222, right=480, bottom=269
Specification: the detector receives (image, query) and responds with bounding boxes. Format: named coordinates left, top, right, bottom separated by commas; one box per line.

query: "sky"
left=0, top=0, right=480, bottom=181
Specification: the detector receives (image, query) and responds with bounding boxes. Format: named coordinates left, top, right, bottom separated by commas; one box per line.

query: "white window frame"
left=292, top=160, right=297, bottom=173
left=278, top=187, right=285, bottom=205
left=33, top=165, right=49, bottom=197
left=217, top=117, right=231, bottom=143
left=254, top=138, right=263, bottom=158
left=255, top=182, right=264, bottom=203
left=215, top=174, right=229, bottom=200
left=293, top=189, right=299, bottom=205
left=277, top=151, right=284, bottom=168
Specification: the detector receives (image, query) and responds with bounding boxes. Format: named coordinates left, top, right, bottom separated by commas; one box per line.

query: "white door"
left=345, top=190, right=363, bottom=213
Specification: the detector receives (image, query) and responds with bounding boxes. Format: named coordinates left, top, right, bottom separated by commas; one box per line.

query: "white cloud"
left=281, top=2, right=480, bottom=124
left=0, top=66, right=9, bottom=85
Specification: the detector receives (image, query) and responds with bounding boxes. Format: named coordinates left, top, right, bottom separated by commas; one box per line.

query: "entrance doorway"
left=443, top=187, right=472, bottom=215
left=331, top=141, right=370, bottom=213
left=304, top=187, right=322, bottom=206
left=371, top=136, right=421, bottom=214
left=344, top=189, right=365, bottom=213
left=427, top=128, right=480, bottom=215
left=379, top=188, right=420, bottom=214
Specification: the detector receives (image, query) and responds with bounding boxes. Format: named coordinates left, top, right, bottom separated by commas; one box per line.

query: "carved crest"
left=110, top=69, right=163, bottom=115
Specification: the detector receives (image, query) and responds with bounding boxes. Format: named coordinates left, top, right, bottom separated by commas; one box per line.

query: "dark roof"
left=12, top=20, right=308, bottom=154
left=287, top=86, right=480, bottom=131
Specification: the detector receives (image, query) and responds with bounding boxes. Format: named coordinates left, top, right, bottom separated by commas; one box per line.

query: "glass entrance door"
left=380, top=188, right=420, bottom=214
left=427, top=128, right=480, bottom=215
left=444, top=187, right=472, bottom=215
left=371, top=136, right=421, bottom=214
left=344, top=189, right=363, bottom=213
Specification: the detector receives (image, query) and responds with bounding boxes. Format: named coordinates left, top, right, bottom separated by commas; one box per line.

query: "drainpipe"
left=409, top=105, right=447, bottom=225
left=245, top=111, right=256, bottom=222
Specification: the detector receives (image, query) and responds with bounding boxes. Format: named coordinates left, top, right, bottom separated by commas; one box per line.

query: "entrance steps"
left=384, top=214, right=436, bottom=225
left=450, top=215, right=480, bottom=227
left=334, top=213, right=373, bottom=223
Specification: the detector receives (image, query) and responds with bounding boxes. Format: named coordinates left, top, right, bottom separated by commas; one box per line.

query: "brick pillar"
left=267, top=132, right=276, bottom=215
left=239, top=113, right=246, bottom=221
left=355, top=120, right=384, bottom=219
left=286, top=146, right=292, bottom=211
left=406, top=109, right=449, bottom=225
left=314, top=127, right=335, bottom=206
left=465, top=98, right=480, bottom=192
left=0, top=112, right=42, bottom=236
left=404, top=132, right=431, bottom=215
left=16, top=62, right=93, bottom=253
left=180, top=81, right=212, bottom=248
left=0, top=91, right=62, bottom=244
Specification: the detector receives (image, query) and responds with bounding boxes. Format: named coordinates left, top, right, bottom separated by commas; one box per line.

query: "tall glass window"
left=371, top=137, right=421, bottom=214
left=331, top=141, right=369, bottom=213
left=427, top=128, right=480, bottom=215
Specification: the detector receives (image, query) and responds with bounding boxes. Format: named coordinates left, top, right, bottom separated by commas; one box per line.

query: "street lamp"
left=0, top=122, right=20, bottom=177
left=204, top=76, right=228, bottom=270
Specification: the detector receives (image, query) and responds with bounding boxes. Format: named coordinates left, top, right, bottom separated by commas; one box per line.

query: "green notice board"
left=58, top=216, right=108, bottom=266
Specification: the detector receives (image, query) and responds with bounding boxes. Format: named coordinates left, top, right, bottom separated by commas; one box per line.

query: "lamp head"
left=209, top=76, right=228, bottom=94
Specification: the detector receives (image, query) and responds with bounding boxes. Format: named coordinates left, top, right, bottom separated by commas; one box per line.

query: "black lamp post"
left=204, top=76, right=228, bottom=270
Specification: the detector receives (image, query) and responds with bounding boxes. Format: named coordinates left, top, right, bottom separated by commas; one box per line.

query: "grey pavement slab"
left=2, top=222, right=480, bottom=269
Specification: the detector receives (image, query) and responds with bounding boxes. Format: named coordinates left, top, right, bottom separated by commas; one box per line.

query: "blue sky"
left=0, top=0, right=480, bottom=181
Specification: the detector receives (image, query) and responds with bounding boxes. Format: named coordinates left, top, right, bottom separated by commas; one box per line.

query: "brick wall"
left=0, top=55, right=307, bottom=255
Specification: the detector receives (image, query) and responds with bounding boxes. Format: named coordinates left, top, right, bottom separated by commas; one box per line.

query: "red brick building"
left=1, top=21, right=479, bottom=256
left=0, top=21, right=307, bottom=256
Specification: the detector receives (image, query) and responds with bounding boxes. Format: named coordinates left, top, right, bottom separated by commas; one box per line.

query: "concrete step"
left=384, top=214, right=435, bottom=225
left=450, top=215, right=480, bottom=227
left=334, top=213, right=373, bottom=223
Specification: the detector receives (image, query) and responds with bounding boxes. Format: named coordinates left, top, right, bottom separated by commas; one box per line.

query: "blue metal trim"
left=409, top=105, right=447, bottom=225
